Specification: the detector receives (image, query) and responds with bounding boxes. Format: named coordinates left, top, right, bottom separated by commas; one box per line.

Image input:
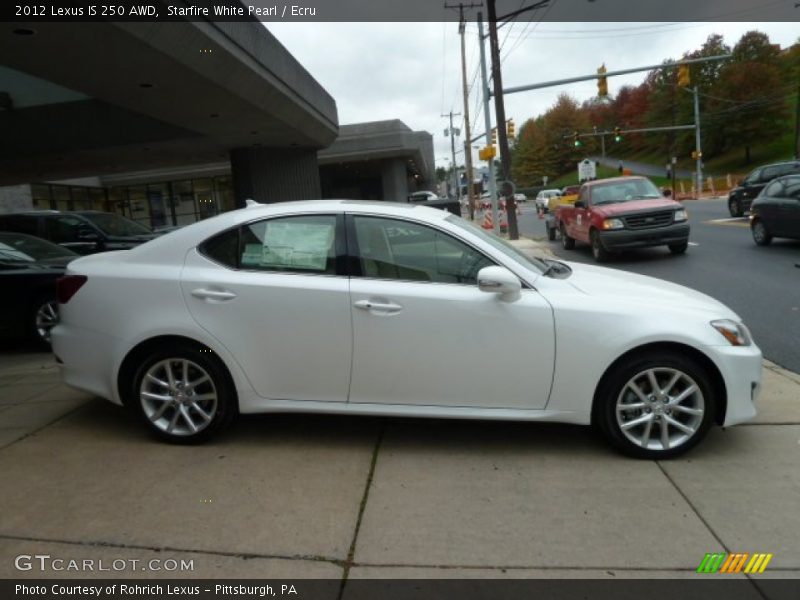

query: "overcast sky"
left=267, top=21, right=799, bottom=169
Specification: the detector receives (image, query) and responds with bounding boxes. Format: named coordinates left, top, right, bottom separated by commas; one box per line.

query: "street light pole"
left=693, top=86, right=703, bottom=198
left=477, top=12, right=499, bottom=234
left=442, top=110, right=462, bottom=201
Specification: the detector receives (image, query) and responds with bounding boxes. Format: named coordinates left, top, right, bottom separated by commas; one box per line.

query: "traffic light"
left=613, top=126, right=622, bottom=143
left=491, top=128, right=497, bottom=144
left=573, top=131, right=581, bottom=148
left=677, top=64, right=691, bottom=88
left=507, top=119, right=515, bottom=138
left=597, top=64, right=608, bottom=97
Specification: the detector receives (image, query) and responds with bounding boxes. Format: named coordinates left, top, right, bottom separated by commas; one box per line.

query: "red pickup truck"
left=554, top=176, right=690, bottom=262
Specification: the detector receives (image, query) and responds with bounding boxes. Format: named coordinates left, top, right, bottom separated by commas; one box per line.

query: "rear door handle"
left=353, top=299, right=403, bottom=314
left=191, top=288, right=237, bottom=301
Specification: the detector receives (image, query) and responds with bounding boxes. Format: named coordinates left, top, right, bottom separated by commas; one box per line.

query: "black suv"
left=0, top=210, right=158, bottom=255
left=728, top=160, right=800, bottom=217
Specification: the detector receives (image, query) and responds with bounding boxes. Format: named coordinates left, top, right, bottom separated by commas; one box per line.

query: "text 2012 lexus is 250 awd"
left=51, top=200, right=762, bottom=459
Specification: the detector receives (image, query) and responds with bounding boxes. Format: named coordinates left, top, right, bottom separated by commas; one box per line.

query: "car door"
left=181, top=214, right=352, bottom=403
left=759, top=180, right=786, bottom=236
left=571, top=188, right=591, bottom=241
left=780, top=176, right=800, bottom=239
left=45, top=216, right=101, bottom=254
left=346, top=214, right=555, bottom=409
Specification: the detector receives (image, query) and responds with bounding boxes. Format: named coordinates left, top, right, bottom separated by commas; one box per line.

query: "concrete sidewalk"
left=1, top=338, right=799, bottom=588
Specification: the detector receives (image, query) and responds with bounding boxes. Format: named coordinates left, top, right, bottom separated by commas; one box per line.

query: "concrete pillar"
left=380, top=159, right=408, bottom=202
left=230, top=147, right=322, bottom=207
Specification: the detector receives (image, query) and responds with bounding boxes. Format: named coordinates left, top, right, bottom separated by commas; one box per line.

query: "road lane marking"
left=688, top=242, right=699, bottom=246
left=705, top=217, right=749, bottom=227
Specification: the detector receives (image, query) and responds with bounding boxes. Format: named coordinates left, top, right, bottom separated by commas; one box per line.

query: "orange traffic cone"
left=482, top=211, right=493, bottom=230
left=537, top=206, right=544, bottom=219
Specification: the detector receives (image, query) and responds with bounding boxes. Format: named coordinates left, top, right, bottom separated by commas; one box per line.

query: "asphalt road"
left=517, top=199, right=800, bottom=373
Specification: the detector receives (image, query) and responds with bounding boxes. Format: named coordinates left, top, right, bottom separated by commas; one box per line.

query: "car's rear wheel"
left=668, top=241, right=689, bottom=254
left=560, top=223, right=575, bottom=249
left=30, top=296, right=58, bottom=349
left=594, top=352, right=715, bottom=459
left=130, top=343, right=236, bottom=443
left=751, top=219, right=772, bottom=246
left=546, top=222, right=557, bottom=241
left=729, top=198, right=742, bottom=217
left=590, top=230, right=611, bottom=262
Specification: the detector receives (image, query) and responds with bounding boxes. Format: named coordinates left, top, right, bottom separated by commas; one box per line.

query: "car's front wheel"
left=751, top=219, right=772, bottom=246
left=129, top=343, right=236, bottom=443
left=594, top=351, right=715, bottom=459
left=590, top=230, right=611, bottom=262
left=668, top=241, right=688, bottom=254
left=560, top=223, right=575, bottom=249
left=729, top=198, right=742, bottom=217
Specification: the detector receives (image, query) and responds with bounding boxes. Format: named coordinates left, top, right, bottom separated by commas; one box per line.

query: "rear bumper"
left=599, top=223, right=690, bottom=249
left=51, top=323, right=122, bottom=405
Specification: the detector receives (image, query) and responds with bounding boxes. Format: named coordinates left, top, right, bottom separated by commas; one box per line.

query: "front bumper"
left=704, top=343, right=763, bottom=427
left=599, top=223, right=690, bottom=250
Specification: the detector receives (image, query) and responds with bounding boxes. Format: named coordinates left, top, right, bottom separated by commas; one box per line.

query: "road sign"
left=578, top=158, right=596, bottom=182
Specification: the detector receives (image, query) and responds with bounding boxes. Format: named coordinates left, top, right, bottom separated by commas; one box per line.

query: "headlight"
left=711, top=319, right=752, bottom=346
left=601, top=218, right=624, bottom=230
left=674, top=209, right=688, bottom=222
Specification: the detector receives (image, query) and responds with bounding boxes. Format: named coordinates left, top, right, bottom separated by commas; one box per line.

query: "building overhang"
left=0, top=8, right=338, bottom=184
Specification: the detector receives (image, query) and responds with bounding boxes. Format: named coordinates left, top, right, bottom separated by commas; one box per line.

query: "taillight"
left=57, top=275, right=87, bottom=304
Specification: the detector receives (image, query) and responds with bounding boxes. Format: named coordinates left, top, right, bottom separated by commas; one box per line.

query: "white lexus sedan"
left=51, top=200, right=762, bottom=458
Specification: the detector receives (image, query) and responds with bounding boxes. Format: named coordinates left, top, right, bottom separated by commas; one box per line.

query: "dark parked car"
left=750, top=174, right=800, bottom=246
left=728, top=161, right=800, bottom=217
left=0, top=232, right=78, bottom=348
left=0, top=210, right=158, bottom=255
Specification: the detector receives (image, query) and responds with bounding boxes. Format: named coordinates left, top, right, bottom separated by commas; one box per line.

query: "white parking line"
left=688, top=242, right=699, bottom=246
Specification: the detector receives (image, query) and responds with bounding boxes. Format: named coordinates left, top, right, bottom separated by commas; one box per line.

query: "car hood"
left=562, top=261, right=736, bottom=317
left=591, top=198, right=680, bottom=218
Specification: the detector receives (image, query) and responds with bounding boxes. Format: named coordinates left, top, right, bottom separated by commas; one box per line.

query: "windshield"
left=79, top=213, right=152, bottom=236
left=590, top=179, right=663, bottom=205
left=446, top=215, right=547, bottom=274
left=0, top=233, right=76, bottom=263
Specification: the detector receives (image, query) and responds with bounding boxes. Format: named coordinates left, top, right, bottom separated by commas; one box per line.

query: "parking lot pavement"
left=1, top=350, right=799, bottom=583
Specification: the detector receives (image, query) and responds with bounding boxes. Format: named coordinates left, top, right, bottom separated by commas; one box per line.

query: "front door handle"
left=191, top=288, right=237, bottom=302
left=353, top=299, right=403, bottom=314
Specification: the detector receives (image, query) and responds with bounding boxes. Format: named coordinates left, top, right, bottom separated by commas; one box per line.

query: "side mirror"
left=477, top=266, right=521, bottom=302
left=737, top=179, right=744, bottom=187
left=662, top=188, right=672, bottom=198
left=574, top=200, right=586, bottom=209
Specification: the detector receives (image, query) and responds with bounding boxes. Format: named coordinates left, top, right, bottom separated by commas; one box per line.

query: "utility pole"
left=442, top=111, right=462, bottom=201
left=446, top=2, right=482, bottom=220
left=477, top=13, right=499, bottom=234
left=693, top=86, right=703, bottom=198
left=794, top=81, right=800, bottom=159
left=486, top=0, right=519, bottom=239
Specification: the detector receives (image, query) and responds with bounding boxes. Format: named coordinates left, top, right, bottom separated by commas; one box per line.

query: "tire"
left=751, top=219, right=772, bottom=246
left=29, top=296, right=58, bottom=350
left=590, top=230, right=611, bottom=262
left=668, top=241, right=689, bottom=254
left=729, top=198, right=742, bottom=218
left=547, top=223, right=557, bottom=241
left=594, top=351, right=716, bottom=459
left=560, top=223, right=575, bottom=249
left=129, top=342, right=237, bottom=443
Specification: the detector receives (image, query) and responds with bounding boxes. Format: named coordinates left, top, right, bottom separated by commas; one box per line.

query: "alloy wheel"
left=35, top=301, right=59, bottom=344
left=139, top=358, right=218, bottom=436
left=615, top=367, right=705, bottom=452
